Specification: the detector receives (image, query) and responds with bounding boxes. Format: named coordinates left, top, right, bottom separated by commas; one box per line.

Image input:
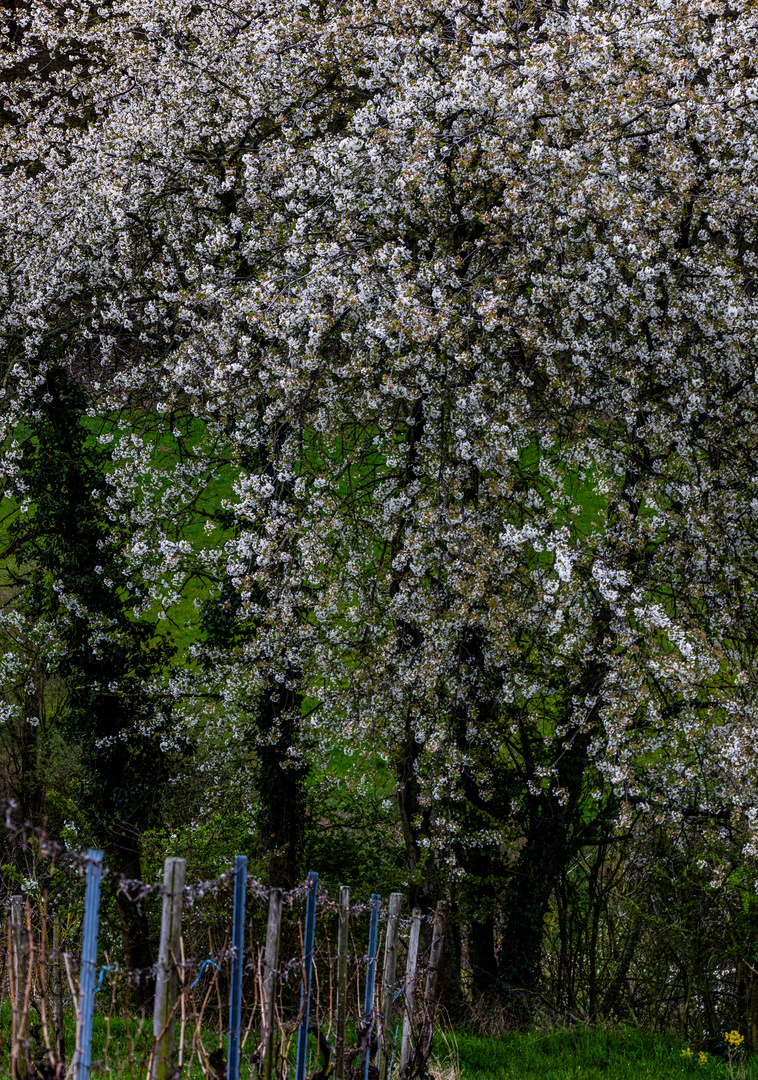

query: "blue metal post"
left=362, top=894, right=381, bottom=1080
left=75, top=849, right=103, bottom=1080
left=294, top=871, right=319, bottom=1080
left=227, top=855, right=247, bottom=1080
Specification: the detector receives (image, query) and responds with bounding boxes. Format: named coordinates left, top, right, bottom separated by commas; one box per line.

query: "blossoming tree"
left=3, top=0, right=758, bottom=1005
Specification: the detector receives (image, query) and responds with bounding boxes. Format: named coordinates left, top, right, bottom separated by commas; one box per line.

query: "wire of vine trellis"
left=1, top=799, right=436, bottom=924
left=94, top=965, right=117, bottom=993
left=189, top=958, right=221, bottom=989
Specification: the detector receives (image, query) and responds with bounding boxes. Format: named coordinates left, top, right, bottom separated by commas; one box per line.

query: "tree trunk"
left=601, top=915, right=642, bottom=1021
left=257, top=679, right=307, bottom=888
left=498, top=823, right=562, bottom=1016
left=106, top=824, right=155, bottom=1012
left=467, top=915, right=499, bottom=995
left=396, top=724, right=439, bottom=912
left=742, top=962, right=758, bottom=1054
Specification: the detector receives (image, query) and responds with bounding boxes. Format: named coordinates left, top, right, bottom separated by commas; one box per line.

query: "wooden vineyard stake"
left=262, top=888, right=283, bottom=1080
left=10, top=894, right=29, bottom=1080
left=53, top=915, right=64, bottom=1068
left=294, top=871, right=319, bottom=1080
left=75, top=849, right=104, bottom=1080
left=11, top=895, right=23, bottom=996
left=7, top=914, right=15, bottom=1078
left=227, top=855, right=247, bottom=1080
left=398, top=908, right=422, bottom=1077
left=151, top=856, right=186, bottom=1080
left=420, top=902, right=446, bottom=1059
left=36, top=900, right=53, bottom=1071
left=362, top=894, right=381, bottom=1080
left=0, top=859, right=438, bottom=1080
left=334, top=886, right=350, bottom=1080
left=378, top=893, right=403, bottom=1080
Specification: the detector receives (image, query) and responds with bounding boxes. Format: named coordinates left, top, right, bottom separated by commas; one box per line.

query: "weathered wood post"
left=151, top=856, right=186, bottom=1080
left=334, top=886, right=350, bottom=1080
left=227, top=855, right=247, bottom=1080
left=420, top=902, right=446, bottom=1059
left=294, top=871, right=319, bottom=1080
left=398, top=908, right=421, bottom=1076
left=75, top=849, right=104, bottom=1080
left=11, top=895, right=23, bottom=993
left=10, top=893, right=30, bottom=1080
left=362, top=894, right=381, bottom=1080
left=261, top=888, right=283, bottom=1080
left=378, top=893, right=403, bottom=1080
left=52, top=915, right=64, bottom=1068
left=7, top=913, right=15, bottom=1073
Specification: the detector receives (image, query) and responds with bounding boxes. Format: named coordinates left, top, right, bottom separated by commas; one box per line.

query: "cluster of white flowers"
left=2, top=0, right=758, bottom=870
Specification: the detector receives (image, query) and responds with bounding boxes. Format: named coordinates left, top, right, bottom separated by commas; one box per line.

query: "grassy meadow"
left=438, top=1028, right=755, bottom=1080
left=3, top=1010, right=755, bottom=1080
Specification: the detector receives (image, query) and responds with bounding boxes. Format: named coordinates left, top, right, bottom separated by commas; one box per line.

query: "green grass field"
left=436, top=1028, right=755, bottom=1080
left=4, top=1013, right=756, bottom=1080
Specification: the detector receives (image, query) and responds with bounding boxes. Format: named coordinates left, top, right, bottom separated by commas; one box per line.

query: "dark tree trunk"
left=498, top=818, right=565, bottom=1008
left=105, top=824, right=155, bottom=1011
left=741, top=962, right=758, bottom=1054
left=257, top=679, right=307, bottom=888
left=449, top=629, right=504, bottom=1001
left=601, top=915, right=642, bottom=1021
left=498, top=714, right=597, bottom=1021
left=468, top=916, right=498, bottom=990
left=396, top=723, right=439, bottom=912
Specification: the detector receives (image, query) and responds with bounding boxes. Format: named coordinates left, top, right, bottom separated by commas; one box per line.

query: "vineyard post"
left=75, top=849, right=104, bottom=1080
left=10, top=893, right=29, bottom=1080
left=378, top=893, right=403, bottom=1080
left=11, top=895, right=23, bottom=993
left=334, top=885, right=350, bottom=1080
left=262, top=888, right=283, bottom=1080
left=362, top=894, right=381, bottom=1080
left=420, top=902, right=446, bottom=1059
left=227, top=855, right=247, bottom=1080
left=294, top=871, right=319, bottom=1080
left=398, top=908, right=421, bottom=1076
left=53, top=915, right=64, bottom=1067
left=151, top=856, right=186, bottom=1080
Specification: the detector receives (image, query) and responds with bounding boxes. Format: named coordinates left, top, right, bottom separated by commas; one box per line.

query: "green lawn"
left=5, top=1011, right=754, bottom=1080
left=436, top=1028, right=754, bottom=1080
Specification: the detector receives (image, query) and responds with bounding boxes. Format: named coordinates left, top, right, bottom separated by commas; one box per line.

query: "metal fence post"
left=227, top=855, right=247, bottom=1080
left=75, top=849, right=103, bottom=1080
left=294, top=871, right=319, bottom=1080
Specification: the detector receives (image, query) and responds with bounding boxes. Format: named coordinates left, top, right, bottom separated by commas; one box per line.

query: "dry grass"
left=430, top=1026, right=461, bottom=1080
left=458, top=995, right=522, bottom=1037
